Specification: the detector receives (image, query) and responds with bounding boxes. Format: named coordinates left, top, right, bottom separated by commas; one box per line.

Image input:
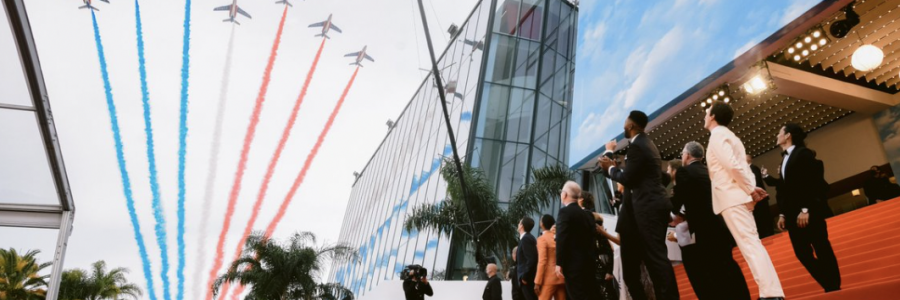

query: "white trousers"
left=721, top=204, right=785, bottom=298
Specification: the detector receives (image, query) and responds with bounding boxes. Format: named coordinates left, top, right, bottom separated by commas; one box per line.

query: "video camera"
left=400, top=264, right=428, bottom=280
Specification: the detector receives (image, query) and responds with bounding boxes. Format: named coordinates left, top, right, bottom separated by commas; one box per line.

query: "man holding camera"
left=403, top=266, right=434, bottom=300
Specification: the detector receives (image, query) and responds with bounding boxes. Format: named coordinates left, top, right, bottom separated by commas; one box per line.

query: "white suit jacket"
left=707, top=126, right=756, bottom=214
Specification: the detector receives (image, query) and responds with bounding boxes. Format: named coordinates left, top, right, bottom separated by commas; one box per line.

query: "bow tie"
left=781, top=150, right=788, bottom=157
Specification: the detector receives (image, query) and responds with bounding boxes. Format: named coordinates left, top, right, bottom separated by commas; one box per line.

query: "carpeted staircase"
left=673, top=198, right=900, bottom=299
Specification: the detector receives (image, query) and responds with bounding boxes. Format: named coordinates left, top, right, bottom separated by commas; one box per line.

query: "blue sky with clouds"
left=570, top=0, right=821, bottom=162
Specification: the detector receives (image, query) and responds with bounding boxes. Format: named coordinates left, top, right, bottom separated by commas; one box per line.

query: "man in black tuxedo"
left=671, top=142, right=750, bottom=300
left=555, top=181, right=598, bottom=300
left=748, top=155, right=775, bottom=238
left=483, top=263, right=502, bottom=300
left=517, top=217, right=539, bottom=300
left=764, top=123, right=841, bottom=293
left=598, top=110, right=678, bottom=300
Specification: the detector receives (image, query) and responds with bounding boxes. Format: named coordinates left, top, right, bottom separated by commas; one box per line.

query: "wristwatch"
left=801, top=208, right=809, bottom=214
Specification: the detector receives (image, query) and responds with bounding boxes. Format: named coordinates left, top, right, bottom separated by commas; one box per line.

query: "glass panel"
left=506, top=88, right=535, bottom=144
left=513, top=39, right=540, bottom=89
left=546, top=0, right=561, bottom=35
left=476, top=83, right=511, bottom=141
left=494, top=0, right=521, bottom=35
left=511, top=143, right=530, bottom=192
left=534, top=94, right=552, bottom=139
left=497, top=142, right=517, bottom=202
left=0, top=227, right=58, bottom=282
left=540, top=46, right=555, bottom=86
left=0, top=109, right=58, bottom=205
left=517, top=0, right=543, bottom=40
left=557, top=16, right=572, bottom=59
left=547, top=123, right=561, bottom=161
left=485, top=34, right=517, bottom=85
left=476, top=138, right=504, bottom=189
left=532, top=148, right=548, bottom=169
left=0, top=0, right=32, bottom=107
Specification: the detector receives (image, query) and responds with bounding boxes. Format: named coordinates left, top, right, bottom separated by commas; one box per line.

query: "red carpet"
left=673, top=198, right=900, bottom=299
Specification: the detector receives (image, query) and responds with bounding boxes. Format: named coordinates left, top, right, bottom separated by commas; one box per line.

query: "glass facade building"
left=329, top=0, right=577, bottom=296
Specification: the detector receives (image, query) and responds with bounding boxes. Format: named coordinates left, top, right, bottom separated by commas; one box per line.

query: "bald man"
left=554, top=181, right=598, bottom=300
left=483, top=264, right=502, bottom=300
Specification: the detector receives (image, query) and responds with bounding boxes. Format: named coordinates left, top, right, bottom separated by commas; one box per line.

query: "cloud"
left=580, top=21, right=608, bottom=62
left=622, top=26, right=686, bottom=108
left=779, top=0, right=820, bottom=26
left=574, top=92, right=626, bottom=152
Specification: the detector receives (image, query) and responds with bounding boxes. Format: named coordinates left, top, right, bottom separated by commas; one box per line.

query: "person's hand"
left=669, top=214, right=685, bottom=226
left=555, top=266, right=564, bottom=279
left=745, top=202, right=756, bottom=211
left=761, top=166, right=769, bottom=177
left=534, top=284, right=541, bottom=294
left=605, top=274, right=614, bottom=281
left=797, top=212, right=809, bottom=228
left=777, top=215, right=785, bottom=231
left=596, top=224, right=604, bottom=234
left=421, top=276, right=428, bottom=284
left=599, top=157, right=614, bottom=170
left=605, top=140, right=617, bottom=152
left=753, top=187, right=768, bottom=200
left=666, top=231, right=677, bottom=242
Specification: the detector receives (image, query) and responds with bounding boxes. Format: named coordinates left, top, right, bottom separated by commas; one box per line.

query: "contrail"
left=134, top=2, right=172, bottom=300
left=192, top=24, right=235, bottom=300
left=266, top=66, right=361, bottom=236
left=205, top=6, right=290, bottom=300
left=90, top=10, right=159, bottom=300
left=176, top=0, right=192, bottom=299
left=225, top=37, right=328, bottom=300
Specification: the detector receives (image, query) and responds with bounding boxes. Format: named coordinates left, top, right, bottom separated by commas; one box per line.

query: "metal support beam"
left=0, top=204, right=64, bottom=229
left=46, top=210, right=74, bottom=300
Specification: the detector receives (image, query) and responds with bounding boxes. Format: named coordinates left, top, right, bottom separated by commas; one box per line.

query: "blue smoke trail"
left=134, top=2, right=172, bottom=300
left=176, top=1, right=192, bottom=299
left=90, top=10, right=159, bottom=300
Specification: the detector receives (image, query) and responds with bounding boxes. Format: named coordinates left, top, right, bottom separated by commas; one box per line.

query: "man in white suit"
left=704, top=102, right=784, bottom=300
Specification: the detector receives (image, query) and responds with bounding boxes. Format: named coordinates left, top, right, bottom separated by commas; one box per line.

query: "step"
left=794, top=277, right=900, bottom=300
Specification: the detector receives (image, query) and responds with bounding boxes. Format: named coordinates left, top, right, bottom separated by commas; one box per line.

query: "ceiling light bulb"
left=707, top=98, right=712, bottom=103
left=788, top=47, right=795, bottom=53
left=802, top=49, right=809, bottom=56
left=724, top=97, right=730, bottom=103
left=701, top=102, right=707, bottom=107
left=796, top=42, right=803, bottom=48
left=813, top=31, right=821, bottom=38
left=743, top=75, right=768, bottom=95
left=804, top=36, right=812, bottom=43
left=794, top=54, right=801, bottom=61
left=819, top=38, right=827, bottom=46
left=713, top=95, right=719, bottom=100
left=851, top=44, right=884, bottom=72
left=811, top=44, right=818, bottom=51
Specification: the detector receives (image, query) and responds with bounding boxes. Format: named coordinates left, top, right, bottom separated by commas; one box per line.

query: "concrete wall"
left=360, top=280, right=515, bottom=300
left=750, top=113, right=889, bottom=207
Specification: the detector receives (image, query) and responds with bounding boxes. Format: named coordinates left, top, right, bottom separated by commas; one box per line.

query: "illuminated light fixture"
left=700, top=102, right=707, bottom=107
left=706, top=98, right=712, bottom=103
left=713, top=95, right=719, bottom=100
left=724, top=97, right=731, bottom=103
left=783, top=25, right=829, bottom=63
left=851, top=44, right=884, bottom=72
left=742, top=62, right=775, bottom=95
left=852, top=189, right=860, bottom=196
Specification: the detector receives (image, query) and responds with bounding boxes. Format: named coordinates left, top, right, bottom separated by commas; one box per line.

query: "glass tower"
left=329, top=0, right=577, bottom=296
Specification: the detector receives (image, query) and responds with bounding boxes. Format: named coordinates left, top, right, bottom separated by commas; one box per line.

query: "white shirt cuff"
left=608, top=166, right=615, bottom=174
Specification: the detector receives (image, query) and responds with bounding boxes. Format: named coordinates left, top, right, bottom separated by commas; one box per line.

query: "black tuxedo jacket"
left=763, top=147, right=832, bottom=224
left=671, top=162, right=733, bottom=244
left=483, top=275, right=502, bottom=300
left=517, top=232, right=538, bottom=283
left=603, top=134, right=671, bottom=236
left=555, top=202, right=597, bottom=273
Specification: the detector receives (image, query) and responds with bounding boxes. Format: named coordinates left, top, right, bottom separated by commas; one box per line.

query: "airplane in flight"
left=275, top=0, right=294, bottom=7
left=345, top=46, right=375, bottom=67
left=214, top=0, right=251, bottom=25
left=78, top=0, right=109, bottom=11
left=308, top=14, right=342, bottom=39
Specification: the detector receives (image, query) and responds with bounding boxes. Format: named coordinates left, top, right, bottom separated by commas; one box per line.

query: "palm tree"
left=0, top=248, right=51, bottom=300
left=213, top=231, right=358, bottom=300
left=404, top=159, right=573, bottom=278
left=58, top=261, right=142, bottom=300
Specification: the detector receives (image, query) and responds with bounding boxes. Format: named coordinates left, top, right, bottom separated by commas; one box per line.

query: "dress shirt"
left=781, top=145, right=795, bottom=179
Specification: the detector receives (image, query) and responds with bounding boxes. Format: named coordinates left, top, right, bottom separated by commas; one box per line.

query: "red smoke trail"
left=205, top=6, right=289, bottom=300
left=266, top=66, right=361, bottom=236
left=222, top=37, right=328, bottom=300
left=229, top=66, right=361, bottom=299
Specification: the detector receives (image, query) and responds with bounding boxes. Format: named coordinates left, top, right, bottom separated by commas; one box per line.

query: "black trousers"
left=695, top=233, right=751, bottom=300
left=620, top=228, right=679, bottom=300
left=753, top=198, right=775, bottom=239
left=680, top=245, right=707, bottom=299
left=520, top=280, right=538, bottom=300
left=788, top=219, right=841, bottom=292
left=563, top=270, right=598, bottom=300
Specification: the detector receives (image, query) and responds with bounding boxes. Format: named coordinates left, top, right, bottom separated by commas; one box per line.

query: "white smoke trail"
left=192, top=24, right=236, bottom=300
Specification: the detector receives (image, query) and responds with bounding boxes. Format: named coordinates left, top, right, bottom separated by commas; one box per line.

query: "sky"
left=1, top=0, right=825, bottom=299
left=571, top=0, right=821, bottom=162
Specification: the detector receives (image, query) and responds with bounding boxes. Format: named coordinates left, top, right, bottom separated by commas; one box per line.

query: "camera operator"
left=403, top=266, right=434, bottom=300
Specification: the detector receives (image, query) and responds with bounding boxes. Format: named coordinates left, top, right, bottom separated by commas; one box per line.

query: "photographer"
left=402, top=265, right=434, bottom=300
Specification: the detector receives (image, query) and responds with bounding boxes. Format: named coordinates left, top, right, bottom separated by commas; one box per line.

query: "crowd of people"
left=491, top=103, right=852, bottom=300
